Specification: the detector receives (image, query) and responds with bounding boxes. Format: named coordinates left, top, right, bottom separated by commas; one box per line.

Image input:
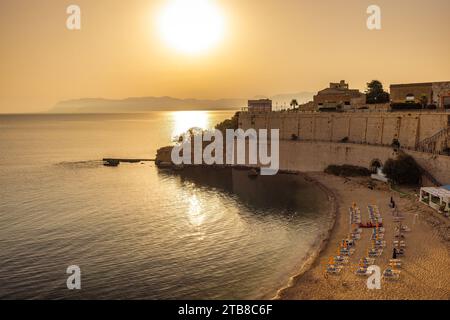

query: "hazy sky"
left=0, top=0, right=449, bottom=113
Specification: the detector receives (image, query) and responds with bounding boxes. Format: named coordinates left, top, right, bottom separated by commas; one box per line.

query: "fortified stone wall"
left=239, top=111, right=450, bottom=185
left=239, top=111, right=450, bottom=150
left=275, top=141, right=450, bottom=185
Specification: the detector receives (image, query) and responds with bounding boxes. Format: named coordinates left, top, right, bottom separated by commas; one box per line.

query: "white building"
left=419, top=186, right=450, bottom=216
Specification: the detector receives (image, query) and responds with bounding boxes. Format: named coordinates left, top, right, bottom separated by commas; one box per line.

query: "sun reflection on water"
left=188, top=194, right=205, bottom=227
left=171, top=111, right=209, bottom=139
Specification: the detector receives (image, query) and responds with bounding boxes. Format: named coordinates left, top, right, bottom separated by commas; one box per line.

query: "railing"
left=415, top=127, right=450, bottom=153
left=416, top=163, right=441, bottom=186
left=239, top=109, right=450, bottom=115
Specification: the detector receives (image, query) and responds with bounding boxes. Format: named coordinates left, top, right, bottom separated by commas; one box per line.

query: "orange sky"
left=0, top=0, right=449, bottom=113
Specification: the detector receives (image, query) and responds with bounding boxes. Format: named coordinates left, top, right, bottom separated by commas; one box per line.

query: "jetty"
left=103, top=158, right=155, bottom=166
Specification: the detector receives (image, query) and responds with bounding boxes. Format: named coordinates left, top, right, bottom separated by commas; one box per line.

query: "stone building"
left=313, top=80, right=366, bottom=111
left=247, top=99, right=272, bottom=113
left=390, top=81, right=450, bottom=109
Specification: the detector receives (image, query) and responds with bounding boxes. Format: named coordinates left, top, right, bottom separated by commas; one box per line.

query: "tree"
left=382, top=154, right=421, bottom=185
left=215, top=112, right=239, bottom=134
left=290, top=99, right=299, bottom=110
left=365, top=80, right=390, bottom=104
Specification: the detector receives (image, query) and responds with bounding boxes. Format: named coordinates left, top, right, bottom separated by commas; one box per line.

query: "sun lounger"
left=361, top=257, right=375, bottom=265
left=396, top=225, right=411, bottom=232
left=326, top=264, right=343, bottom=274
left=368, top=248, right=383, bottom=257
left=373, top=240, right=386, bottom=247
left=351, top=234, right=361, bottom=240
left=334, top=256, right=349, bottom=264
left=340, top=248, right=355, bottom=256
left=389, top=259, right=402, bottom=268
left=383, top=268, right=400, bottom=280
left=355, top=267, right=369, bottom=276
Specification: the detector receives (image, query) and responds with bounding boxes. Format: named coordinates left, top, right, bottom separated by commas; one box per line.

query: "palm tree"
left=290, top=99, right=299, bottom=110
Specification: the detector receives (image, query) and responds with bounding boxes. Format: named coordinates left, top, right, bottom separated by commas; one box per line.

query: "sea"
left=0, top=111, right=332, bottom=299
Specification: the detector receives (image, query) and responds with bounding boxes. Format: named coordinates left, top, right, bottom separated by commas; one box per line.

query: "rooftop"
left=391, top=81, right=450, bottom=88
left=421, top=187, right=450, bottom=200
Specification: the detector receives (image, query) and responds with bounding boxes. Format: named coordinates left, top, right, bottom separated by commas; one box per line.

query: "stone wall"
left=239, top=111, right=450, bottom=150
left=275, top=141, right=450, bottom=185
left=431, top=82, right=450, bottom=108
left=238, top=111, right=450, bottom=185
left=390, top=83, right=433, bottom=104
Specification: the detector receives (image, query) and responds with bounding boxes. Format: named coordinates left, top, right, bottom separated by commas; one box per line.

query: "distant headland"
left=49, top=92, right=314, bottom=113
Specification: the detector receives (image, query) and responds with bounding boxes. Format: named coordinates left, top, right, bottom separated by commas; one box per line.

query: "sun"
left=158, top=0, right=225, bottom=54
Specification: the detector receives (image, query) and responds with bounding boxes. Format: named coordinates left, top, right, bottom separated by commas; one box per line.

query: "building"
left=247, top=99, right=272, bottom=113
left=313, top=80, right=366, bottom=111
left=419, top=186, right=450, bottom=216
left=390, top=81, right=450, bottom=109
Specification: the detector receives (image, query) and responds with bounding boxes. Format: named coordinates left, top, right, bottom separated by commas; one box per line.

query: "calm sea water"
left=0, top=112, right=331, bottom=299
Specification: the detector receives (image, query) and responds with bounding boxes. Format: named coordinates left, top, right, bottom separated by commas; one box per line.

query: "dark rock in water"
left=102, top=158, right=154, bottom=166
left=103, top=159, right=120, bottom=167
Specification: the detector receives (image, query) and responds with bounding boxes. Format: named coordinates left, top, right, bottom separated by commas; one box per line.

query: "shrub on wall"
left=325, top=165, right=371, bottom=177
left=382, top=154, right=421, bottom=185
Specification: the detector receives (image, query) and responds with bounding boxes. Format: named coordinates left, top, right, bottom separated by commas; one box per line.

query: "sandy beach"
left=277, top=172, right=450, bottom=300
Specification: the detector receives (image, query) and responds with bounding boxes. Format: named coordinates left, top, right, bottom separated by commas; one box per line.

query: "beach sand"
left=278, top=172, right=450, bottom=300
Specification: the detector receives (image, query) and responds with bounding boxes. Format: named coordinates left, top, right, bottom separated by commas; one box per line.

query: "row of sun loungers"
left=327, top=203, right=410, bottom=281
left=326, top=205, right=363, bottom=275
left=385, top=222, right=408, bottom=279
left=354, top=205, right=386, bottom=277
left=384, top=212, right=413, bottom=280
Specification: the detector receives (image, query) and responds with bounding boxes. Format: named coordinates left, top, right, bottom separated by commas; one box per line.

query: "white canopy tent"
left=420, top=187, right=450, bottom=214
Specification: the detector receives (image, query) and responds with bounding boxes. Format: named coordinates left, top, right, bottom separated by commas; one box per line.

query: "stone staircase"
left=415, top=127, right=450, bottom=154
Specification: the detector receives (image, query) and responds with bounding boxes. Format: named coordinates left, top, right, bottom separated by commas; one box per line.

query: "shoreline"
left=271, top=172, right=339, bottom=300
left=276, top=172, right=450, bottom=300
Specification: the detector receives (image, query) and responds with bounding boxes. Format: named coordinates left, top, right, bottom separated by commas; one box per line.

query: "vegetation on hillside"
left=215, top=112, right=240, bottom=133
left=325, top=165, right=371, bottom=177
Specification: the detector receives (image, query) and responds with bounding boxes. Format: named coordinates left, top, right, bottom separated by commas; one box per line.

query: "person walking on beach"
left=389, top=196, right=396, bottom=209
left=392, top=248, right=397, bottom=259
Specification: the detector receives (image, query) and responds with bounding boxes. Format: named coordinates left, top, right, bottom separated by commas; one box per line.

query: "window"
left=406, top=93, right=415, bottom=102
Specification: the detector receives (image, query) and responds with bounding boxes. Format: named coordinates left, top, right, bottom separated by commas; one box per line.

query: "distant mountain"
left=49, top=93, right=315, bottom=113
left=49, top=97, right=246, bottom=113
